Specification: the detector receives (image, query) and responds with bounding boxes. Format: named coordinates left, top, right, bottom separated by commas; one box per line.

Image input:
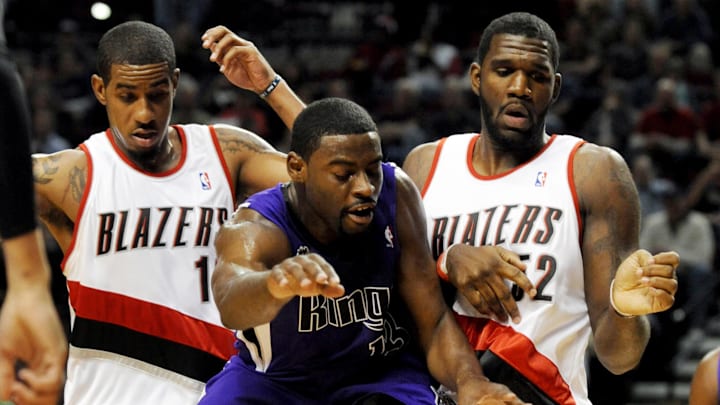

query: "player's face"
left=472, top=34, right=561, bottom=149
left=302, top=132, right=384, bottom=242
left=92, top=62, right=178, bottom=160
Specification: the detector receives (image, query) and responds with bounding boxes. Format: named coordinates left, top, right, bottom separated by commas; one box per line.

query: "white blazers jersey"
left=422, top=133, right=589, bottom=405
left=63, top=124, right=237, bottom=405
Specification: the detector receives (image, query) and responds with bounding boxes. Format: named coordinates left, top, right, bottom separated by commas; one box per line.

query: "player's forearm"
left=593, top=311, right=650, bottom=374
left=2, top=229, right=52, bottom=288
left=262, top=79, right=305, bottom=130
left=212, top=264, right=289, bottom=330
left=425, top=311, right=487, bottom=391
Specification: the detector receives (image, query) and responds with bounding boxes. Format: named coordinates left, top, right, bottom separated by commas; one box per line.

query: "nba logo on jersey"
left=534, top=171, right=547, bottom=187
left=199, top=171, right=212, bottom=190
left=384, top=225, right=394, bottom=248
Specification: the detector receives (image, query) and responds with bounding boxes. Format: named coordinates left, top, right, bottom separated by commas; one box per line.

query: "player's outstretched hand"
left=448, top=244, right=536, bottom=324
left=611, top=249, right=679, bottom=316
left=201, top=25, right=277, bottom=94
left=266, top=253, right=345, bottom=299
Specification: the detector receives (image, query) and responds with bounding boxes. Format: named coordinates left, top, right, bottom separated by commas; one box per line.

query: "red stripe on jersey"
left=455, top=314, right=576, bottom=405
left=68, top=280, right=235, bottom=360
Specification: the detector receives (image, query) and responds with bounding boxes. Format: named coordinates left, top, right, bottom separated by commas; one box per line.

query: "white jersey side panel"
left=63, top=124, right=236, bottom=405
left=422, top=133, right=589, bottom=404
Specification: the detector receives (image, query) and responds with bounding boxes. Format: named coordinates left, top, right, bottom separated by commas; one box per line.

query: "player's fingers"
left=652, top=251, right=680, bottom=268
left=0, top=357, right=13, bottom=400
left=282, top=254, right=338, bottom=294
left=646, top=276, right=679, bottom=295
left=217, top=47, right=251, bottom=78
left=200, top=25, right=222, bottom=43
left=280, top=260, right=315, bottom=289
left=641, top=262, right=676, bottom=279
left=302, top=254, right=342, bottom=287
left=465, top=283, right=508, bottom=323
left=10, top=380, right=60, bottom=405
left=320, top=283, right=345, bottom=298
left=495, top=247, right=535, bottom=299
left=498, top=262, right=536, bottom=299
left=648, top=290, right=676, bottom=313
left=16, top=363, right=64, bottom=397
left=486, top=276, right=521, bottom=324
left=201, top=25, right=229, bottom=50
left=209, top=33, right=239, bottom=64
left=495, top=246, right=526, bottom=270
left=480, top=285, right=509, bottom=323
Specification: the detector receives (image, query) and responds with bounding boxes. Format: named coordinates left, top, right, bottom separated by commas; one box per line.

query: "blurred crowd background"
left=2, top=0, right=720, bottom=403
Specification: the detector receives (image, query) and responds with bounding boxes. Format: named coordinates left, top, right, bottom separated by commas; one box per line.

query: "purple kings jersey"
left=233, top=162, right=425, bottom=395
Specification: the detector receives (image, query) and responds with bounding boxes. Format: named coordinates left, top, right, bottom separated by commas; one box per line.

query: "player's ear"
left=91, top=74, right=108, bottom=105
left=469, top=62, right=481, bottom=96
left=551, top=73, right=562, bottom=104
left=287, top=152, right=306, bottom=182
left=172, top=68, right=180, bottom=97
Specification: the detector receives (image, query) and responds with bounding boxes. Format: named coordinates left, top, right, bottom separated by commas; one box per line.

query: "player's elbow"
left=595, top=348, right=644, bottom=375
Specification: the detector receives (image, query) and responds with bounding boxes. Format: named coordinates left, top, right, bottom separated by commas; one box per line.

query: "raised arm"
left=211, top=207, right=344, bottom=331
left=576, top=143, right=678, bottom=374
left=393, top=168, right=528, bottom=405
left=201, top=25, right=305, bottom=130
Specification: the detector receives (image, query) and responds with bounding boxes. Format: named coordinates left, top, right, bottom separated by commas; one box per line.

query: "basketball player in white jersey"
left=402, top=12, right=680, bottom=405
left=30, top=22, right=304, bottom=405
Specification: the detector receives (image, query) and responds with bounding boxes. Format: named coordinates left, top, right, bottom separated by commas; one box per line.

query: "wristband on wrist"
left=609, top=279, right=636, bottom=318
left=259, top=74, right=282, bottom=98
left=436, top=244, right=458, bottom=283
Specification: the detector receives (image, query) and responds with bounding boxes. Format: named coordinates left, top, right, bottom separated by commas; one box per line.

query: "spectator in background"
left=605, top=17, right=650, bottom=84
left=631, top=153, right=666, bottom=222
left=657, top=0, right=714, bottom=55
left=610, top=0, right=660, bottom=39
left=581, top=80, right=635, bottom=155
left=170, top=72, right=213, bottom=125
left=213, top=89, right=271, bottom=139
left=630, top=76, right=705, bottom=183
left=31, top=108, right=72, bottom=154
left=685, top=42, right=715, bottom=107
left=424, top=76, right=480, bottom=141
left=629, top=40, right=674, bottom=109
left=553, top=15, right=603, bottom=132
left=343, top=13, right=406, bottom=109
left=376, top=78, right=429, bottom=166
left=697, top=72, right=720, bottom=161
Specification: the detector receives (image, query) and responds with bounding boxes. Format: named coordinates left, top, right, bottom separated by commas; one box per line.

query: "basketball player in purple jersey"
left=199, top=97, right=529, bottom=404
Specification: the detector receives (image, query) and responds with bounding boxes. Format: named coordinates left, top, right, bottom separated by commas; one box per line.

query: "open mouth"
left=502, top=104, right=530, bottom=130
left=345, top=204, right=375, bottom=225
left=131, top=130, right=159, bottom=147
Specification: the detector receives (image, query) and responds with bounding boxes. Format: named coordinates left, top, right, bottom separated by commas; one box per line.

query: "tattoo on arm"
left=69, top=166, right=86, bottom=203
left=584, top=154, right=639, bottom=264
left=33, top=155, right=61, bottom=185
left=218, top=133, right=269, bottom=155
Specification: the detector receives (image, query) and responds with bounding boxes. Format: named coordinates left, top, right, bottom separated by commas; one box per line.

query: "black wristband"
left=259, top=74, right=282, bottom=99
